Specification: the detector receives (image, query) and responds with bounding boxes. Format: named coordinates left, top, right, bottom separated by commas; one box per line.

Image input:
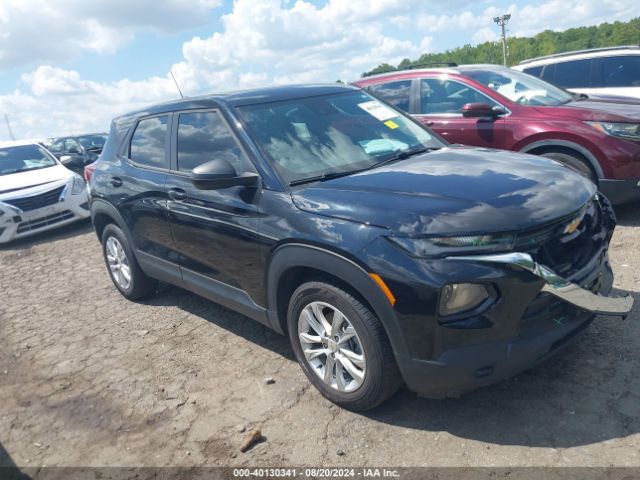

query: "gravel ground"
left=0, top=204, right=639, bottom=468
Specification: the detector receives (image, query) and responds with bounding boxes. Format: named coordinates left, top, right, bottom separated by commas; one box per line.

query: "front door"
left=413, top=78, right=506, bottom=149
left=165, top=109, right=262, bottom=299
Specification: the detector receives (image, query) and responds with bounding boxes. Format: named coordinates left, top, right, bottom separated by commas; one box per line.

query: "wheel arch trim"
left=519, top=139, right=604, bottom=179
left=266, top=243, right=410, bottom=357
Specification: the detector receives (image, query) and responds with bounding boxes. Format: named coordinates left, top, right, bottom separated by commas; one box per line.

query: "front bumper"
left=599, top=178, right=640, bottom=205
left=0, top=186, right=90, bottom=244
left=394, top=251, right=632, bottom=399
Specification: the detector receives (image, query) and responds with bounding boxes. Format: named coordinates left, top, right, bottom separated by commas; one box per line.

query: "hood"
left=0, top=164, right=72, bottom=199
left=291, top=147, right=596, bottom=236
left=535, top=98, right=640, bottom=122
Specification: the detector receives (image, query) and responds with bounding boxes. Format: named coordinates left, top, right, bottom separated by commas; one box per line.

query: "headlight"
left=440, top=283, right=490, bottom=316
left=389, top=233, right=515, bottom=257
left=586, top=121, right=640, bottom=141
left=71, top=174, right=86, bottom=195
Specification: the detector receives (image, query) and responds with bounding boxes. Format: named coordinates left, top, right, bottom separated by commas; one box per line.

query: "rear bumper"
left=599, top=178, right=640, bottom=205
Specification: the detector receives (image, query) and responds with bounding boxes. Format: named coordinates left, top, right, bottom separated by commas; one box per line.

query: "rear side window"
left=367, top=80, right=412, bottom=112
left=597, top=55, right=640, bottom=87
left=176, top=111, right=250, bottom=173
left=522, top=66, right=543, bottom=78
left=553, top=59, right=592, bottom=88
left=129, top=116, right=169, bottom=168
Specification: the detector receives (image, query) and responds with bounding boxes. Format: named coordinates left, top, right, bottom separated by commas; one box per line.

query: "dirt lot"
left=1, top=204, right=639, bottom=468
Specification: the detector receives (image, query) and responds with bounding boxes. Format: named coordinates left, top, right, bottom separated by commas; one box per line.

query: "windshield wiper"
left=288, top=146, right=439, bottom=187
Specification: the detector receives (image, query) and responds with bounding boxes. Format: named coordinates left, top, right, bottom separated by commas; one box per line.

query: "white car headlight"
left=71, top=174, right=86, bottom=195
left=587, top=122, right=640, bottom=141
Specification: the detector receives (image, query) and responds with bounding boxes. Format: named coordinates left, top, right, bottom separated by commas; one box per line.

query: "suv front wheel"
left=287, top=281, right=401, bottom=411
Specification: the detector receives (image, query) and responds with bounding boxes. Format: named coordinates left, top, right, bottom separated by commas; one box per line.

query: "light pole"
left=493, top=14, right=511, bottom=66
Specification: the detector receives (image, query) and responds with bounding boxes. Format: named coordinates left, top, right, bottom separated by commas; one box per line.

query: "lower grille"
left=3, top=185, right=65, bottom=212
left=17, top=210, right=74, bottom=234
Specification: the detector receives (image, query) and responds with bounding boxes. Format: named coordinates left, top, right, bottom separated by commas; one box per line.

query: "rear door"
left=165, top=109, right=262, bottom=298
left=413, top=77, right=507, bottom=148
left=592, top=55, right=640, bottom=98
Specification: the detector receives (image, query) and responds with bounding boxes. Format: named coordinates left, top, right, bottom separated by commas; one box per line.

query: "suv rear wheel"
left=101, top=224, right=157, bottom=300
left=287, top=281, right=401, bottom=411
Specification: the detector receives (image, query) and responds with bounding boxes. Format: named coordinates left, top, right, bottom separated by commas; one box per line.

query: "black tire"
left=539, top=150, right=597, bottom=183
left=287, top=281, right=401, bottom=411
left=101, top=223, right=157, bottom=300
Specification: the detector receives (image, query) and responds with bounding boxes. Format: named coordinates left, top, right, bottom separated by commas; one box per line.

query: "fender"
left=266, top=243, right=410, bottom=357
left=90, top=198, right=132, bottom=240
left=519, top=139, right=604, bottom=179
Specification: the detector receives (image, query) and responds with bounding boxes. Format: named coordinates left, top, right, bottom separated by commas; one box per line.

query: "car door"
left=114, top=114, right=175, bottom=261
left=413, top=77, right=507, bottom=148
left=165, top=109, right=262, bottom=300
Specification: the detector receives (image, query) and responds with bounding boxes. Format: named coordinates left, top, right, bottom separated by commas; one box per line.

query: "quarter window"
left=522, top=66, right=543, bottom=78
left=176, top=111, right=250, bottom=173
left=367, top=80, right=412, bottom=112
left=419, top=79, right=499, bottom=114
left=597, top=56, right=640, bottom=87
left=129, top=116, right=169, bottom=168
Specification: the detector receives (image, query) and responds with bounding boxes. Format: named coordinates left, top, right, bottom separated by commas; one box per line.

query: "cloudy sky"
left=0, top=0, right=638, bottom=140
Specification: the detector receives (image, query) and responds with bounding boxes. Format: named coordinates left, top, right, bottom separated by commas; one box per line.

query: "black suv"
left=90, top=84, right=632, bottom=410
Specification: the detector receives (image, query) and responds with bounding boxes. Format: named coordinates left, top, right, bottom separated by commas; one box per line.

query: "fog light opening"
left=440, top=283, right=490, bottom=316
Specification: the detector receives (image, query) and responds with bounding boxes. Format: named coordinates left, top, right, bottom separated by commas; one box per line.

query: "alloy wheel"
left=105, top=236, right=131, bottom=290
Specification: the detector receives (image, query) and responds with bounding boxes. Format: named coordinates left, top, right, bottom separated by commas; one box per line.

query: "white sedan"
left=0, top=140, right=90, bottom=244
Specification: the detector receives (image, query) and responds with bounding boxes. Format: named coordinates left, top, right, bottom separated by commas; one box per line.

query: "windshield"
left=464, top=68, right=573, bottom=106
left=237, top=90, right=443, bottom=184
left=0, top=144, right=58, bottom=176
left=77, top=134, right=107, bottom=149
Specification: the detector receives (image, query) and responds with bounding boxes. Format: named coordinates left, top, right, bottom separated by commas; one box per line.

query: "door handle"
left=110, top=176, right=123, bottom=187
left=424, top=120, right=434, bottom=127
left=168, top=188, right=187, bottom=202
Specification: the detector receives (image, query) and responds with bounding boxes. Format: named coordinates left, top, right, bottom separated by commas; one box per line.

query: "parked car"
left=0, top=140, right=90, bottom=243
left=90, top=84, right=632, bottom=410
left=353, top=65, right=640, bottom=204
left=48, top=133, right=108, bottom=174
left=513, top=45, right=640, bottom=99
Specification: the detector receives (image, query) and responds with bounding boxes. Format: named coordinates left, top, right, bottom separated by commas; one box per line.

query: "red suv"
left=354, top=65, right=640, bottom=204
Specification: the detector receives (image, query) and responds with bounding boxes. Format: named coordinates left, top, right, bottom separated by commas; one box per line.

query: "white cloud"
left=1, top=0, right=639, bottom=140
left=0, top=0, right=222, bottom=68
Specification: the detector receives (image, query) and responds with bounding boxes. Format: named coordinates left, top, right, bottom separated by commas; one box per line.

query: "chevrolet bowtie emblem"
left=563, top=215, right=583, bottom=235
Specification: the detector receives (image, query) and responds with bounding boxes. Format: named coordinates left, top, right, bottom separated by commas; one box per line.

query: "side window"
left=129, top=115, right=169, bottom=168
left=541, top=64, right=555, bottom=83
left=553, top=59, right=592, bottom=88
left=49, top=141, right=64, bottom=153
left=176, top=111, right=251, bottom=173
left=523, top=66, right=543, bottom=78
left=367, top=80, right=412, bottom=112
left=65, top=138, right=81, bottom=152
left=598, top=56, right=640, bottom=87
left=419, top=79, right=499, bottom=114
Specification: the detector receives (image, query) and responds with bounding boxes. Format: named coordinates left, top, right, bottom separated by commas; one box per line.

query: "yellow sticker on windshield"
left=384, top=120, right=399, bottom=129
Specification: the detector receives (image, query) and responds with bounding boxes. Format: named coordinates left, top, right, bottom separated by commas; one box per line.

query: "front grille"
left=17, top=210, right=74, bottom=234
left=3, top=185, right=65, bottom=212
left=516, top=197, right=605, bottom=278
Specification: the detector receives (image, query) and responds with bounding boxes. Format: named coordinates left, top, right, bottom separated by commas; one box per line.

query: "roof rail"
left=405, top=62, right=458, bottom=69
left=518, top=45, right=640, bottom=65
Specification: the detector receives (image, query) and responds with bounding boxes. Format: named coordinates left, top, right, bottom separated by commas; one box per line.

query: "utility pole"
left=4, top=113, right=15, bottom=140
left=493, top=14, right=511, bottom=66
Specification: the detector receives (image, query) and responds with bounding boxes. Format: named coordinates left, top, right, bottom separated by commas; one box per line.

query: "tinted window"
left=177, top=111, right=249, bottom=173
left=523, top=65, right=543, bottom=78
left=130, top=116, right=168, bottom=168
left=367, top=80, right=412, bottom=112
left=419, top=79, right=499, bottom=114
left=49, top=141, right=64, bottom=153
left=554, top=59, right=591, bottom=88
left=598, top=55, right=640, bottom=87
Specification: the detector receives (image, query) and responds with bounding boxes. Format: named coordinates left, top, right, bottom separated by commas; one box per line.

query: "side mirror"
left=462, top=103, right=505, bottom=118
left=190, top=158, right=259, bottom=190
left=60, top=155, right=73, bottom=165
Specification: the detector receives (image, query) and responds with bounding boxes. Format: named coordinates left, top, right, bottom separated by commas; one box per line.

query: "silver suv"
left=514, top=46, right=640, bottom=100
